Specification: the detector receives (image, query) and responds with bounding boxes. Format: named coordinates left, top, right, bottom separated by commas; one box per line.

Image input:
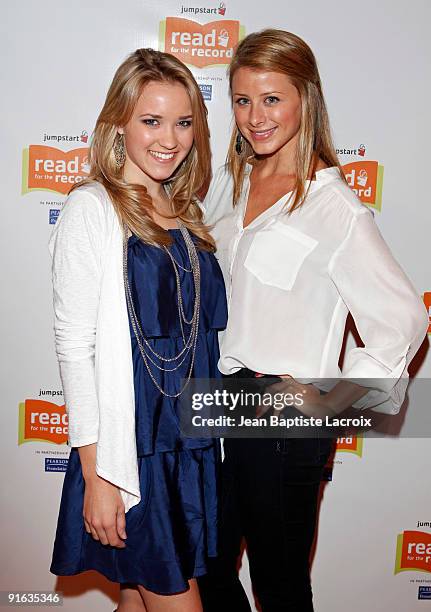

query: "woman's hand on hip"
left=260, top=375, right=369, bottom=419
left=257, top=374, right=334, bottom=419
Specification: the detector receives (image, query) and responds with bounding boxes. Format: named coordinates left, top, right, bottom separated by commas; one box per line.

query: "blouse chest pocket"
left=243, top=221, right=318, bottom=291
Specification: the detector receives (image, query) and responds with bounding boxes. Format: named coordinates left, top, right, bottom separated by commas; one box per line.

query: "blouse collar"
left=236, top=165, right=342, bottom=230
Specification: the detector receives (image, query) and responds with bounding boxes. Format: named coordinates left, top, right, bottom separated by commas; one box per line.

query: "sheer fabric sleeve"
left=328, top=207, right=428, bottom=413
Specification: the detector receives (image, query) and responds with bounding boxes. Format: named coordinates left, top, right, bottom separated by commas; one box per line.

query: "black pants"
left=198, top=374, right=333, bottom=611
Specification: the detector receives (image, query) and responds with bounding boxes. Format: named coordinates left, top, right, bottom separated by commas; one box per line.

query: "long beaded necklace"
left=122, top=222, right=201, bottom=398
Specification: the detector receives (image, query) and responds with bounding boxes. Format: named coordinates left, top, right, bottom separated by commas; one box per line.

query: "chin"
left=147, top=165, right=179, bottom=182
left=250, top=142, right=281, bottom=157
left=251, top=136, right=291, bottom=157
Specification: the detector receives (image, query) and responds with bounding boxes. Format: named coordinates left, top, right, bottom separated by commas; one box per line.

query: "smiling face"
left=118, top=80, right=194, bottom=189
left=232, top=68, right=302, bottom=160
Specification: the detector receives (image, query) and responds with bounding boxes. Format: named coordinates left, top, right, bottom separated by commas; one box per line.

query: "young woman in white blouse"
left=199, top=29, right=428, bottom=611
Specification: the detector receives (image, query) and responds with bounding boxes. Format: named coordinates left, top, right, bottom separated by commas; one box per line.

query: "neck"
left=122, top=165, right=166, bottom=201
left=254, top=155, right=295, bottom=178
left=253, top=137, right=298, bottom=179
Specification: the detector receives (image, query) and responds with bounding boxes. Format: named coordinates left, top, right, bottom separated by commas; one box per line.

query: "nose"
left=158, top=124, right=177, bottom=150
left=248, top=102, right=266, bottom=127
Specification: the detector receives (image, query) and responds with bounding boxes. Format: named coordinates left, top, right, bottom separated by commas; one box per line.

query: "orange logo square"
left=336, top=436, right=363, bottom=457
left=395, top=531, right=431, bottom=574
left=342, top=160, right=384, bottom=211
left=18, top=399, right=68, bottom=445
left=22, top=145, right=90, bottom=195
left=160, top=17, right=243, bottom=68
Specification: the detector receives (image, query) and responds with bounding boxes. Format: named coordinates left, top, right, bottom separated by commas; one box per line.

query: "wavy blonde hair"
left=73, top=48, right=214, bottom=250
left=227, top=29, right=346, bottom=212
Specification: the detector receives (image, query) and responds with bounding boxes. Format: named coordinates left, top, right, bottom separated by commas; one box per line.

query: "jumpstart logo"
left=43, top=129, right=88, bottom=144
left=18, top=399, right=68, bottom=445
left=336, top=435, right=363, bottom=457
left=180, top=2, right=226, bottom=15
left=423, top=292, right=431, bottom=334
left=336, top=144, right=366, bottom=157
left=395, top=530, right=431, bottom=574
left=22, top=144, right=90, bottom=195
left=160, top=17, right=244, bottom=68
left=342, top=160, right=384, bottom=212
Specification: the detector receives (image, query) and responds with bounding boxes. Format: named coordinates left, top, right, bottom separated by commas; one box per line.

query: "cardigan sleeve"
left=48, top=187, right=105, bottom=446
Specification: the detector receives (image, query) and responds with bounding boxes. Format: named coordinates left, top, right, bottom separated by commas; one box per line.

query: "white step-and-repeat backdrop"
left=2, top=1, right=430, bottom=610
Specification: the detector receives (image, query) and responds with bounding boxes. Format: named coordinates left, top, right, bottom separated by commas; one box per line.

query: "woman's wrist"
left=321, top=381, right=369, bottom=416
left=77, top=443, right=98, bottom=482
left=320, top=396, right=338, bottom=418
left=82, top=469, right=99, bottom=484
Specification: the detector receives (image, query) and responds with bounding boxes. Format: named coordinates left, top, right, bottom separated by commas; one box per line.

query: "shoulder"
left=56, top=181, right=117, bottom=230
left=205, top=164, right=233, bottom=202
left=63, top=180, right=113, bottom=214
left=211, top=164, right=232, bottom=187
left=49, top=181, right=115, bottom=252
left=290, top=168, right=377, bottom=251
left=203, top=164, right=238, bottom=226
left=309, top=168, right=373, bottom=226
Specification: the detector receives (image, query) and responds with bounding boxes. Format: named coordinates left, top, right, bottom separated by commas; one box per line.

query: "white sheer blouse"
left=204, top=165, right=428, bottom=414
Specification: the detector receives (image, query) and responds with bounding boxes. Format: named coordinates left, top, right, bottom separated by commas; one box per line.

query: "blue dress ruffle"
left=50, top=229, right=227, bottom=594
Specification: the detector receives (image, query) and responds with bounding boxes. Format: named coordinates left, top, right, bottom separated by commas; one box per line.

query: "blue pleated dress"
left=50, top=229, right=227, bottom=594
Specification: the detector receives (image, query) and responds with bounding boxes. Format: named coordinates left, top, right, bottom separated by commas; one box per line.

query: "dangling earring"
left=113, top=133, right=126, bottom=168
left=235, top=131, right=243, bottom=155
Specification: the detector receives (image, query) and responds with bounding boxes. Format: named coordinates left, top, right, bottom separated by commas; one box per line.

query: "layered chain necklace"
left=122, top=222, right=201, bottom=398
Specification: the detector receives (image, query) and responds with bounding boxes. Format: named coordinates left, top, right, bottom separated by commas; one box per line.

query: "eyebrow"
left=233, top=91, right=284, bottom=96
left=139, top=113, right=193, bottom=119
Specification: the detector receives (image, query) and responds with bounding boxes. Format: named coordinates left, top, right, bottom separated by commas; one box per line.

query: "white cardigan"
left=49, top=182, right=140, bottom=513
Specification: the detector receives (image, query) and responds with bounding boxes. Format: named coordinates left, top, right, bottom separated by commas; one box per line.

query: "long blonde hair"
left=227, top=29, right=345, bottom=212
left=73, top=48, right=214, bottom=249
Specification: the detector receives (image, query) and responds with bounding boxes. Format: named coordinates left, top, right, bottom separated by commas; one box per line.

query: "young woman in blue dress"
left=49, top=49, right=227, bottom=611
